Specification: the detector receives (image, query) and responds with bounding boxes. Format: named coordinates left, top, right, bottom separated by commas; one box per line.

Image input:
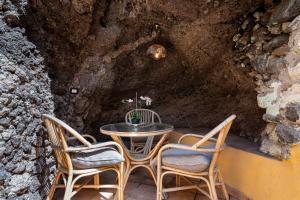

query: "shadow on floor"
left=54, top=168, right=221, bottom=200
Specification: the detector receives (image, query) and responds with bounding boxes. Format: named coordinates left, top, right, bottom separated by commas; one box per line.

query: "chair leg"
left=218, top=171, right=229, bottom=200
left=156, top=170, right=162, bottom=200
left=209, top=175, right=218, bottom=200
left=130, top=138, right=135, bottom=153
left=63, top=175, right=73, bottom=200
left=94, top=174, right=100, bottom=190
left=47, top=171, right=62, bottom=200
left=175, top=175, right=181, bottom=187
left=118, top=163, right=124, bottom=200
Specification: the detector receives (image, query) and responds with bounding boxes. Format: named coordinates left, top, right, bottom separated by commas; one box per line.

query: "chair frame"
left=125, top=109, right=162, bottom=154
left=43, top=114, right=124, bottom=200
left=156, top=115, right=236, bottom=200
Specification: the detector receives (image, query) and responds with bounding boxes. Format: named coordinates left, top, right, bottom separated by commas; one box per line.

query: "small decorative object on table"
left=122, top=92, right=152, bottom=125
left=130, top=112, right=141, bottom=124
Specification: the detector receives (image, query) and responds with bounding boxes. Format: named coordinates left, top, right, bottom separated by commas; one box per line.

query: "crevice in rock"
left=99, top=0, right=112, bottom=28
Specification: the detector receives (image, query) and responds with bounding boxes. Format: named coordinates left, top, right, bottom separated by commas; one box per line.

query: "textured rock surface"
left=285, top=103, right=300, bottom=122
left=24, top=0, right=266, bottom=141
left=276, top=123, right=300, bottom=144
left=1, top=3, right=300, bottom=200
left=0, top=0, right=54, bottom=199
left=269, top=0, right=300, bottom=24
left=3, top=0, right=300, bottom=198
left=233, top=0, right=300, bottom=158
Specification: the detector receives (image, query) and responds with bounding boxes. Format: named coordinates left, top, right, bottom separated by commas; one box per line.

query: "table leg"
left=109, top=133, right=170, bottom=199
left=123, top=158, right=131, bottom=189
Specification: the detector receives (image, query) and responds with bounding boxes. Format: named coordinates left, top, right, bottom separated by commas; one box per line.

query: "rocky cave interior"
left=25, top=0, right=268, bottom=140
left=3, top=0, right=300, bottom=199
left=22, top=0, right=300, bottom=154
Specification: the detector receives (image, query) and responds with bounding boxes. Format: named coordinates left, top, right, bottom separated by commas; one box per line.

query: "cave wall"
left=25, top=0, right=266, bottom=142
left=233, top=0, right=300, bottom=159
left=23, top=0, right=300, bottom=160
left=0, top=0, right=54, bottom=199
left=1, top=0, right=300, bottom=198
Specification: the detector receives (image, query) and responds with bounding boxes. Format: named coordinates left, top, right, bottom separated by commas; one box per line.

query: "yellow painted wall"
left=170, top=132, right=300, bottom=200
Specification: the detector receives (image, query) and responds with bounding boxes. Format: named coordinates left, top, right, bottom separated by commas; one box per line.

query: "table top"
left=100, top=123, right=174, bottom=137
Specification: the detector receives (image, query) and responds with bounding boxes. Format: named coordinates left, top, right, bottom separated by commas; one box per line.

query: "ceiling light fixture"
left=147, top=44, right=167, bottom=60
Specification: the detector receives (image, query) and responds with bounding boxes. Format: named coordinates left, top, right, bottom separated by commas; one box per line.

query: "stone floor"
left=54, top=168, right=213, bottom=200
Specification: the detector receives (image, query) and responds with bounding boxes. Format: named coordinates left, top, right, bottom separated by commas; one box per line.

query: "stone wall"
left=0, top=0, right=54, bottom=199
left=233, top=0, right=300, bottom=159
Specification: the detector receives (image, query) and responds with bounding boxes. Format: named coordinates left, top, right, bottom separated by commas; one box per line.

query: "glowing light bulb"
left=146, top=44, right=166, bottom=60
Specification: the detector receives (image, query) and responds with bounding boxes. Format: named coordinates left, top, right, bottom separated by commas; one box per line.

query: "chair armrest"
left=178, top=133, right=218, bottom=144
left=178, top=134, right=227, bottom=151
left=67, top=141, right=124, bottom=156
left=67, top=134, right=97, bottom=144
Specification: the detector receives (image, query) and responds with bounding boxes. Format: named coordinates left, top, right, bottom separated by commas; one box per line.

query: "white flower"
left=145, top=97, right=152, bottom=106
left=122, top=99, right=134, bottom=104
left=139, top=96, right=152, bottom=106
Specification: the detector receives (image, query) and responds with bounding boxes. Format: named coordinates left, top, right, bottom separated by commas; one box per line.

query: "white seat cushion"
left=162, top=144, right=214, bottom=173
left=71, top=148, right=124, bottom=169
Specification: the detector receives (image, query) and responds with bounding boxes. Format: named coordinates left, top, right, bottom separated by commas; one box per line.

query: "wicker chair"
left=156, top=115, right=236, bottom=200
left=125, top=109, right=161, bottom=155
left=43, top=114, right=124, bottom=200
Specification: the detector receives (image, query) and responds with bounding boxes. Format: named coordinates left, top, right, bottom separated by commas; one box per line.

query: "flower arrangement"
left=122, top=92, right=152, bottom=124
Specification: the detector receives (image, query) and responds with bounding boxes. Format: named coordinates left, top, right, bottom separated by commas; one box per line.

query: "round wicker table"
left=100, top=123, right=174, bottom=189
